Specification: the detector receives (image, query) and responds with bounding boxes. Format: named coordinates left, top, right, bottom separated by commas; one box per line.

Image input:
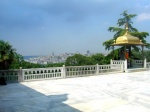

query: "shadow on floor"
left=0, top=83, right=81, bottom=112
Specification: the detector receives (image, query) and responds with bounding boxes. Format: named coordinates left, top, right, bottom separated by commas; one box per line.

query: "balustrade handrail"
left=23, top=67, right=62, bottom=71
left=0, top=69, right=19, bottom=82
left=4, top=59, right=150, bottom=83
left=112, top=60, right=124, bottom=62
left=0, top=69, right=19, bottom=72
left=146, top=62, right=150, bottom=68
left=111, top=60, right=125, bottom=65
left=65, top=65, right=96, bottom=68
left=0, top=63, right=125, bottom=82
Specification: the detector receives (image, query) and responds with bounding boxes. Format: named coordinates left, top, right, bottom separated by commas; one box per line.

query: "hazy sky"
left=0, top=0, right=150, bottom=56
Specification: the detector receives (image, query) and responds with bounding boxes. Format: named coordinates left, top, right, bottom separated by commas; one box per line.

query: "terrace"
left=1, top=71, right=150, bottom=112
left=0, top=60, right=150, bottom=112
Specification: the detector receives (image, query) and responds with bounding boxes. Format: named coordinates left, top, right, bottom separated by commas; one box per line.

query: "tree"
left=65, top=54, right=95, bottom=66
left=91, top=53, right=105, bottom=65
left=9, top=53, right=24, bottom=69
left=103, top=11, right=150, bottom=52
left=46, top=63, right=64, bottom=67
left=132, top=50, right=150, bottom=62
left=0, top=40, right=16, bottom=70
left=144, top=50, right=150, bottom=62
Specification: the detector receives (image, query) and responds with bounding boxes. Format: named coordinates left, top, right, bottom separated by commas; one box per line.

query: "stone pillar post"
left=121, top=63, right=124, bottom=72
left=142, top=46, right=144, bottom=67
left=110, top=59, right=113, bottom=65
left=96, top=64, right=99, bottom=75
left=124, top=59, right=127, bottom=71
left=144, top=58, right=147, bottom=68
left=18, top=67, right=24, bottom=82
left=62, top=65, right=66, bottom=78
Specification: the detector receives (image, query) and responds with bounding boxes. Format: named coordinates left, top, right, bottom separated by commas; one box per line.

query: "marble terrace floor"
left=1, top=71, right=150, bottom=112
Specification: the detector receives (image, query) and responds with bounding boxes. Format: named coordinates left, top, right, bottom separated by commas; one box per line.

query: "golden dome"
left=113, top=31, right=144, bottom=45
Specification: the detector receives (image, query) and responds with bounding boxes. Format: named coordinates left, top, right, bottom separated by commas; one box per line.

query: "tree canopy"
left=103, top=10, right=150, bottom=51
left=65, top=53, right=109, bottom=66
left=0, top=40, right=16, bottom=70
left=65, top=54, right=95, bottom=66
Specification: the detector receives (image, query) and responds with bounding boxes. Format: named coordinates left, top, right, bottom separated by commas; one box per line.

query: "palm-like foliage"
left=0, top=40, right=16, bottom=70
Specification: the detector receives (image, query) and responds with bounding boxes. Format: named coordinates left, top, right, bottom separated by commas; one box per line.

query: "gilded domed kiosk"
left=113, top=31, right=144, bottom=46
left=111, top=24, right=146, bottom=69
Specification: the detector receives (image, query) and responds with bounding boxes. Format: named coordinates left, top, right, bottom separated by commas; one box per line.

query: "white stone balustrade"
left=0, top=63, right=124, bottom=82
left=65, top=65, right=97, bottom=78
left=111, top=59, right=125, bottom=65
left=0, top=70, right=19, bottom=82
left=132, top=60, right=143, bottom=67
left=147, top=62, right=150, bottom=69
left=111, top=60, right=125, bottom=72
left=1, top=59, right=150, bottom=82
left=23, top=67, right=63, bottom=81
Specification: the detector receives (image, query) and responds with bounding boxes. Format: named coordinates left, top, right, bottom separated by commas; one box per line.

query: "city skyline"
left=24, top=51, right=94, bottom=64
left=0, top=0, right=150, bottom=56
